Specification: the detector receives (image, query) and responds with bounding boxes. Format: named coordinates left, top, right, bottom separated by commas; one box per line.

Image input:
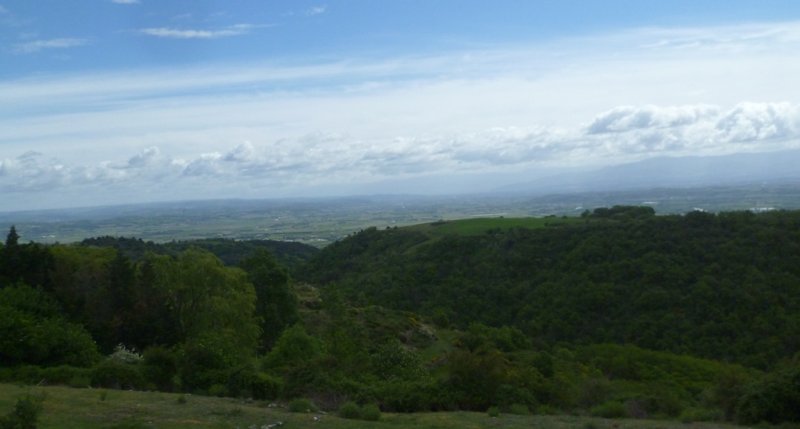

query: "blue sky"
left=3, top=1, right=800, bottom=210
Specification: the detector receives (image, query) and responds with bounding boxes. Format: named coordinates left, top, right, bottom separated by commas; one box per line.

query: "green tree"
left=240, top=250, right=298, bottom=350
left=0, top=283, right=99, bottom=366
left=5, top=226, right=19, bottom=247
left=152, top=248, right=260, bottom=366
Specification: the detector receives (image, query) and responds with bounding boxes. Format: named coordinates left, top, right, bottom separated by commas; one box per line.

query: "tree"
left=0, top=283, right=100, bottom=366
left=152, top=248, right=260, bottom=365
left=5, top=226, right=18, bottom=247
left=1, top=227, right=53, bottom=291
left=240, top=250, right=298, bottom=350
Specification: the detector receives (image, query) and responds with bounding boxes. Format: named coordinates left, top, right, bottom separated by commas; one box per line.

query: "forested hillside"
left=80, top=236, right=318, bottom=272
left=301, top=207, right=800, bottom=368
left=1, top=209, right=800, bottom=426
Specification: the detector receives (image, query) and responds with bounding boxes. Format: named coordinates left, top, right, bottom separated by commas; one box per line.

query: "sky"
left=3, top=1, right=800, bottom=210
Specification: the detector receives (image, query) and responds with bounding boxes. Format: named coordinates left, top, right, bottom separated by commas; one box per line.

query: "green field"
left=0, top=383, right=747, bottom=429
left=404, top=216, right=578, bottom=236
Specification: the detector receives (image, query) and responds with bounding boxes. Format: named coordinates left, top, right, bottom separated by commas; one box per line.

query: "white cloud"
left=4, top=20, right=800, bottom=208
left=139, top=24, right=259, bottom=39
left=13, top=38, right=88, bottom=54
left=586, top=105, right=718, bottom=134
left=2, top=101, right=799, bottom=202
left=111, top=0, right=140, bottom=4
left=307, top=6, right=326, bottom=16
left=122, top=146, right=161, bottom=169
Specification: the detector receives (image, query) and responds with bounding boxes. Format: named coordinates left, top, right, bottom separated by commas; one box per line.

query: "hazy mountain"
left=499, top=149, right=800, bottom=195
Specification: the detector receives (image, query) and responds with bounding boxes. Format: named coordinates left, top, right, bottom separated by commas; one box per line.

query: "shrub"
left=249, top=372, right=282, bottom=400
left=288, top=398, right=316, bottom=413
left=679, top=407, right=721, bottom=423
left=591, top=400, right=626, bottom=418
left=39, top=366, right=90, bottom=387
left=737, top=363, right=800, bottom=424
left=487, top=406, right=500, bottom=417
left=0, top=300, right=100, bottom=367
left=224, top=364, right=282, bottom=400
left=507, top=403, right=530, bottom=415
left=90, top=360, right=144, bottom=390
left=338, top=401, right=361, bottom=419
left=108, top=345, right=142, bottom=365
left=0, top=367, right=41, bottom=385
left=0, top=393, right=44, bottom=429
left=534, top=404, right=559, bottom=415
left=141, top=347, right=177, bottom=392
left=208, top=384, right=227, bottom=397
left=262, top=325, right=322, bottom=371
left=177, top=343, right=227, bottom=392
left=360, top=403, right=381, bottom=421
left=374, top=379, right=446, bottom=412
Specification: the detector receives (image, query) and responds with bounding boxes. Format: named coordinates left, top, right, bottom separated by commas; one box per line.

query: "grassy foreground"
left=0, top=383, right=749, bottom=429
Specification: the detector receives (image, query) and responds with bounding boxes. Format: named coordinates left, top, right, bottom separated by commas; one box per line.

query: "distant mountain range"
left=499, top=149, right=800, bottom=195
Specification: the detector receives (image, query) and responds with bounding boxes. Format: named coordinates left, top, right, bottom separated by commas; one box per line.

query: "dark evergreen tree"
left=5, top=225, right=19, bottom=247
left=240, top=249, right=298, bottom=350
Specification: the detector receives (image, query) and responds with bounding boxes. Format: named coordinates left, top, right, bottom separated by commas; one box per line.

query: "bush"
left=262, top=325, right=322, bottom=371
left=591, top=400, right=626, bottom=418
left=108, top=345, right=142, bottom=365
left=177, top=343, right=227, bottom=392
left=288, top=398, right=316, bottom=413
left=224, top=365, right=282, bottom=400
left=39, top=366, right=90, bottom=387
left=141, top=347, right=177, bottom=392
left=0, top=393, right=44, bottom=429
left=249, top=372, right=282, bottom=400
left=0, top=296, right=100, bottom=367
left=208, top=384, right=227, bottom=397
left=737, top=363, right=800, bottom=424
left=375, top=379, right=449, bottom=412
left=90, top=360, right=145, bottom=390
left=0, top=367, right=43, bottom=385
left=338, top=401, right=361, bottom=419
left=679, top=407, right=721, bottom=423
left=360, top=403, right=381, bottom=421
left=507, top=403, right=530, bottom=415
left=487, top=406, right=500, bottom=417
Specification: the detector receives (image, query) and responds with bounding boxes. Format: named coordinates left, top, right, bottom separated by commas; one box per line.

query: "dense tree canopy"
left=301, top=209, right=800, bottom=368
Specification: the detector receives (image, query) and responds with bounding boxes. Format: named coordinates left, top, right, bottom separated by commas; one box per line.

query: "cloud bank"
left=3, top=102, right=799, bottom=206
left=3, top=20, right=800, bottom=209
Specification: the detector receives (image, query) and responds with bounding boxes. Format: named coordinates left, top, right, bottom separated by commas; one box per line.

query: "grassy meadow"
left=0, top=383, right=752, bottom=429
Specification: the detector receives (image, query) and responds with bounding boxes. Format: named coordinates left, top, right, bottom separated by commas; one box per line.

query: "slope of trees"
left=301, top=209, right=800, bottom=368
left=80, top=236, right=318, bottom=272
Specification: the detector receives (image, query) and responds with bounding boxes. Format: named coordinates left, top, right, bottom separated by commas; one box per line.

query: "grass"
left=0, top=383, right=749, bottom=429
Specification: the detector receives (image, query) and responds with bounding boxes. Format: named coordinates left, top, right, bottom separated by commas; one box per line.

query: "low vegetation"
left=0, top=383, right=747, bottom=429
